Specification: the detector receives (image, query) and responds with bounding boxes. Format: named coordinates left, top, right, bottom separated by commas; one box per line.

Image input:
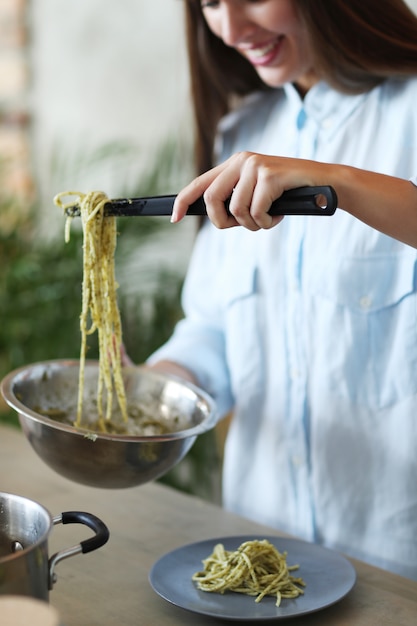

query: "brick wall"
left=0, top=0, right=33, bottom=204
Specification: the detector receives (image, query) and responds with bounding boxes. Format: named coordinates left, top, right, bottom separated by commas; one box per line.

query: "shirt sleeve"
left=147, top=221, right=234, bottom=418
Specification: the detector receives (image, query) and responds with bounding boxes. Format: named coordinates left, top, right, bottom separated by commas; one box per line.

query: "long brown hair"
left=183, top=0, right=417, bottom=174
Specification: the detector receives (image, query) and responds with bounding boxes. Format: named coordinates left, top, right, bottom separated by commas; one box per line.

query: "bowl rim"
left=0, top=359, right=218, bottom=443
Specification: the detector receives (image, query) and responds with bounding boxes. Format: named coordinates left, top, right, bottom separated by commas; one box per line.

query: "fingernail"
left=171, top=201, right=179, bottom=223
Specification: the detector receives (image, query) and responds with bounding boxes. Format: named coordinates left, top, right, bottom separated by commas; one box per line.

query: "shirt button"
left=322, top=117, right=333, bottom=129
left=359, top=296, right=372, bottom=310
left=292, top=455, right=304, bottom=468
left=290, top=368, right=300, bottom=380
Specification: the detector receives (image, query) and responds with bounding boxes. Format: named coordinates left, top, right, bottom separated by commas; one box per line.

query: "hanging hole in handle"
left=315, top=193, right=329, bottom=210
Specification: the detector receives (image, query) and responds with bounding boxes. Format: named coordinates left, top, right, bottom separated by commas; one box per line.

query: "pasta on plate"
left=192, top=539, right=306, bottom=607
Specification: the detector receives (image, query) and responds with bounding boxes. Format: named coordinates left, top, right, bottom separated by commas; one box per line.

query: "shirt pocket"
left=309, top=254, right=417, bottom=410
left=221, top=265, right=265, bottom=404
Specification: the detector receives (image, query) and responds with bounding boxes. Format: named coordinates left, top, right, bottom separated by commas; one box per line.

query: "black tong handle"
left=65, top=186, right=337, bottom=218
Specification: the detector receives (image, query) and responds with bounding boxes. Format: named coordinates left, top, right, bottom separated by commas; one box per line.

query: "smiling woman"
left=147, top=0, right=417, bottom=581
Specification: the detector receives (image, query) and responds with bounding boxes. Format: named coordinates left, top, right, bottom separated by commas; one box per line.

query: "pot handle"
left=48, top=511, right=110, bottom=589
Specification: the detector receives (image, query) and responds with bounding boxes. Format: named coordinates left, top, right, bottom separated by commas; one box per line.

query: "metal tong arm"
left=64, top=185, right=338, bottom=218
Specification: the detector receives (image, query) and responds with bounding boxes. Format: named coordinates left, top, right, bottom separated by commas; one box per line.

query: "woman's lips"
left=242, top=38, right=283, bottom=67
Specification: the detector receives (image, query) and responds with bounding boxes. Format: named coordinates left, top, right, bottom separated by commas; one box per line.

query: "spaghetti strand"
left=54, top=191, right=128, bottom=430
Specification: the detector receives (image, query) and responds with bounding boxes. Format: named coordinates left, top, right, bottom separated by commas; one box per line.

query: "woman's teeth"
left=246, top=42, right=277, bottom=59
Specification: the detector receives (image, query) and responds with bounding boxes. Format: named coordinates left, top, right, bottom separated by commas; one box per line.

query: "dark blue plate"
left=149, top=535, right=356, bottom=621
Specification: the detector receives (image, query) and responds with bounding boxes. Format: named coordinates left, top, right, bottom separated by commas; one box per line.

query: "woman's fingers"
left=171, top=162, right=230, bottom=223
left=172, top=152, right=313, bottom=230
left=211, top=152, right=286, bottom=229
left=203, top=159, right=248, bottom=228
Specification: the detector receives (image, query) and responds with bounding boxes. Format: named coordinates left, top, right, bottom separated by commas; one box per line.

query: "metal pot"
left=0, top=492, right=109, bottom=600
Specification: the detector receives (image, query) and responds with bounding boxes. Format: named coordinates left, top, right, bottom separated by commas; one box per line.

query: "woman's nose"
left=219, top=5, right=254, bottom=47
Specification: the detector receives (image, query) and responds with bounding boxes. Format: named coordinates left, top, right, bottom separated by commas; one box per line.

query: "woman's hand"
left=171, top=152, right=331, bottom=230
left=120, top=342, right=135, bottom=367
left=171, top=151, right=417, bottom=246
left=147, top=360, right=199, bottom=385
left=119, top=343, right=199, bottom=385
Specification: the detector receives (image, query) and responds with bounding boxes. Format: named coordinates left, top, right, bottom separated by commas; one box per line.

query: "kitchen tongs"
left=64, top=185, right=337, bottom=218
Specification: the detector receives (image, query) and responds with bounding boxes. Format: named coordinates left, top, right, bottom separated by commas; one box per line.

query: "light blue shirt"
left=149, top=79, right=417, bottom=579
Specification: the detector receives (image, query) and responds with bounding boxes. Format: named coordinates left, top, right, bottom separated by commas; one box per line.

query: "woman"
left=148, top=0, right=417, bottom=579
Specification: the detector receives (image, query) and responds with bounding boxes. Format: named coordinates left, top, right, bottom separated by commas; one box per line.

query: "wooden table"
left=1, top=424, right=416, bottom=625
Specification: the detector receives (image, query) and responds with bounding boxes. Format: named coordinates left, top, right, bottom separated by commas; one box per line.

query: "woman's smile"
left=201, top=0, right=317, bottom=91
left=240, top=37, right=284, bottom=67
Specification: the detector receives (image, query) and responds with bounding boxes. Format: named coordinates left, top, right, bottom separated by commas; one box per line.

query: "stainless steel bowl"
left=0, top=360, right=217, bottom=489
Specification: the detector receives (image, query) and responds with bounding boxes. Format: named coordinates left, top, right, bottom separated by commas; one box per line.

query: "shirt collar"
left=284, top=81, right=370, bottom=138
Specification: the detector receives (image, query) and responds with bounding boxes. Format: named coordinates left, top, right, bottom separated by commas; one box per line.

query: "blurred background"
left=0, top=0, right=220, bottom=501
left=1, top=0, right=417, bottom=500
